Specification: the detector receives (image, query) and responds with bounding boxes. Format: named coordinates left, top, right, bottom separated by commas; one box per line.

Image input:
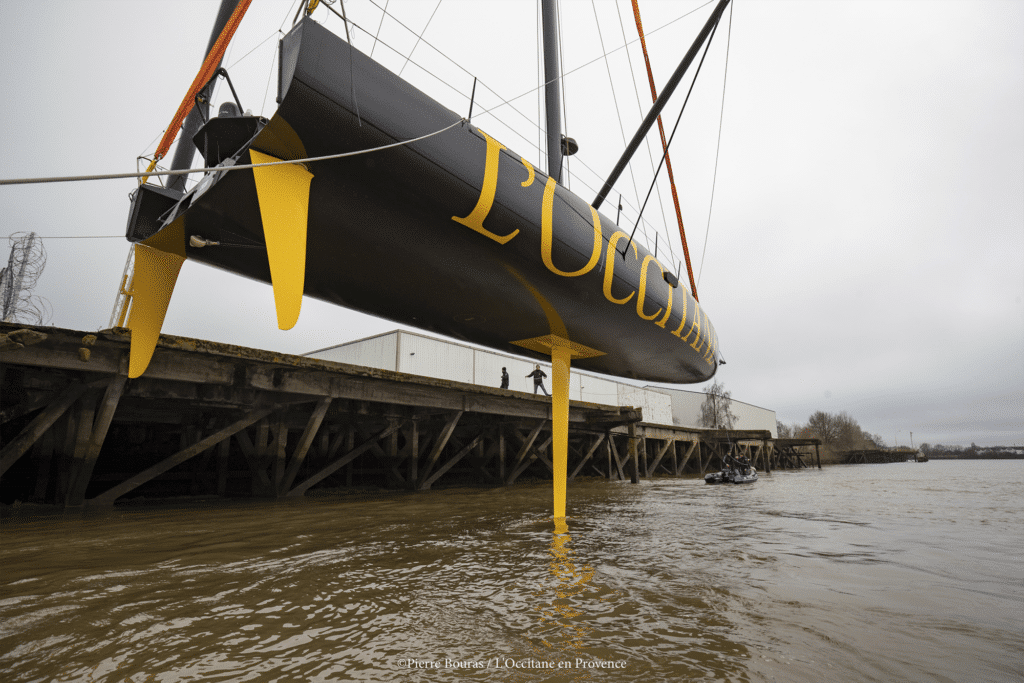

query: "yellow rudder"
left=250, top=150, right=314, bottom=330
left=126, top=219, right=187, bottom=379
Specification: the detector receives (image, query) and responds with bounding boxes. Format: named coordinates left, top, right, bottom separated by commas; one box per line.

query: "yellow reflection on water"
left=533, top=518, right=596, bottom=667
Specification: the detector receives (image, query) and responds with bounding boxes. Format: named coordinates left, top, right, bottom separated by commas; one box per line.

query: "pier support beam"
left=417, top=411, right=462, bottom=490
left=288, top=421, right=402, bottom=497
left=627, top=422, right=639, bottom=484
left=0, top=380, right=101, bottom=477
left=420, top=431, right=484, bottom=490
left=89, top=406, right=275, bottom=506
left=505, top=419, right=546, bottom=485
left=568, top=434, right=605, bottom=481
left=647, top=439, right=673, bottom=477
left=280, top=397, right=331, bottom=495
left=65, top=374, right=127, bottom=506
left=676, top=440, right=698, bottom=475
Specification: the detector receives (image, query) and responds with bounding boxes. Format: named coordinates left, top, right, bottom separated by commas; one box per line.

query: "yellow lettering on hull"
left=603, top=231, right=639, bottom=305
left=450, top=129, right=719, bottom=373
left=541, top=176, right=602, bottom=278
left=452, top=130, right=519, bottom=245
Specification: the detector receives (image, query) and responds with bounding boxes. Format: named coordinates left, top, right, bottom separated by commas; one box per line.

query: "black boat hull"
left=133, top=17, right=720, bottom=383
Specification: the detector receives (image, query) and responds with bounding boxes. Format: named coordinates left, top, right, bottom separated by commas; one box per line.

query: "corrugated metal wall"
left=576, top=373, right=620, bottom=405
left=306, top=331, right=776, bottom=432
left=659, top=387, right=778, bottom=436
left=730, top=399, right=778, bottom=435
left=398, top=333, right=474, bottom=384
left=617, top=384, right=674, bottom=425
left=306, top=332, right=397, bottom=371
left=476, top=353, right=541, bottom=394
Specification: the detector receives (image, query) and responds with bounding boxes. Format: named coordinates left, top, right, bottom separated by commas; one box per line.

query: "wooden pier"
left=843, top=448, right=916, bottom=464
left=2, top=323, right=813, bottom=507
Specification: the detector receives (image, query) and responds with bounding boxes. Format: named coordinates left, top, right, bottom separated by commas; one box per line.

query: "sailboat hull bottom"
left=132, top=17, right=720, bottom=384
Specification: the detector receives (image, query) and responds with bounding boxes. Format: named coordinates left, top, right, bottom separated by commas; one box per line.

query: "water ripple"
left=1, top=462, right=1022, bottom=681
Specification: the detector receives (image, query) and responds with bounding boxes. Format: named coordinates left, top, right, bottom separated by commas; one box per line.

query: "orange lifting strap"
left=147, top=0, right=254, bottom=173
left=631, top=0, right=699, bottom=302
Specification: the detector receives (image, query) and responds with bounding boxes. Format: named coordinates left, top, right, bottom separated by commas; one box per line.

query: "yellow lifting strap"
left=142, top=0, right=254, bottom=182
left=631, top=0, right=700, bottom=301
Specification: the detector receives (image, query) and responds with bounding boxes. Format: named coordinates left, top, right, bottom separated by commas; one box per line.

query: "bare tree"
left=777, top=422, right=801, bottom=438
left=806, top=410, right=840, bottom=445
left=806, top=410, right=876, bottom=450
left=699, top=380, right=736, bottom=430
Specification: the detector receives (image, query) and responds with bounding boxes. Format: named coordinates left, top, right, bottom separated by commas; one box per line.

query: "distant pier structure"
left=2, top=324, right=811, bottom=507
left=843, top=449, right=918, bottom=464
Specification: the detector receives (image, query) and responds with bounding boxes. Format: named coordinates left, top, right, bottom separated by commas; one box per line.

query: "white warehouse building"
left=305, top=330, right=776, bottom=436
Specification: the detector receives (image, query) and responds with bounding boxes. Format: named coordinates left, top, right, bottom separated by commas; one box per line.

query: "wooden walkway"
left=2, top=323, right=815, bottom=507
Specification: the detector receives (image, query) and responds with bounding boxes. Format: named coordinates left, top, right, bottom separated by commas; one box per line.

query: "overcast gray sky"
left=1, top=0, right=1021, bottom=448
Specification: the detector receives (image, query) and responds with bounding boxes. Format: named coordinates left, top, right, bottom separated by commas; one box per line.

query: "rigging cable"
left=614, top=2, right=674, bottom=270
left=370, top=0, right=390, bottom=59
left=537, top=1, right=544, bottom=171
left=556, top=0, right=570, bottom=188
left=356, top=0, right=712, bottom=165
left=341, top=2, right=542, bottom=160
left=259, top=31, right=281, bottom=116
left=631, top=0, right=700, bottom=300
left=0, top=119, right=464, bottom=187
left=0, top=235, right=122, bottom=240
left=590, top=1, right=648, bottom=247
left=317, top=0, right=362, bottom=125
left=226, top=27, right=283, bottom=71
left=622, top=14, right=720, bottom=261
left=697, top=0, right=733, bottom=291
left=398, top=0, right=443, bottom=77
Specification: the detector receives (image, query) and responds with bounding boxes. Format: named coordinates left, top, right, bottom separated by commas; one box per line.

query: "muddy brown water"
left=1, top=460, right=1021, bottom=682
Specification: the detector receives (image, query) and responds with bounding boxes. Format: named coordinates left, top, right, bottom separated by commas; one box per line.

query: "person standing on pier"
left=527, top=364, right=548, bottom=396
left=500, top=367, right=509, bottom=389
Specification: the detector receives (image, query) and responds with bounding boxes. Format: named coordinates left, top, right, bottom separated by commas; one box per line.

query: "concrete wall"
left=306, top=330, right=773, bottom=432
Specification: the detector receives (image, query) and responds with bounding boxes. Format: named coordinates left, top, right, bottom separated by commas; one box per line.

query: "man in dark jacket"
left=526, top=364, right=548, bottom=396
left=500, top=367, right=509, bottom=389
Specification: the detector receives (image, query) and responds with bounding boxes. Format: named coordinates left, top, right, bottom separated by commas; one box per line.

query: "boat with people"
left=705, top=453, right=757, bottom=484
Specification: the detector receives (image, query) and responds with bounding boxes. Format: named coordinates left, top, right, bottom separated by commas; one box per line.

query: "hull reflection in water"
left=2, top=462, right=1021, bottom=682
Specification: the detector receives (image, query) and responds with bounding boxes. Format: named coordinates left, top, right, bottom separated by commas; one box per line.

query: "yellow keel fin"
left=250, top=149, right=313, bottom=330
left=504, top=265, right=609, bottom=526
left=127, top=218, right=187, bottom=378
left=550, top=343, right=572, bottom=521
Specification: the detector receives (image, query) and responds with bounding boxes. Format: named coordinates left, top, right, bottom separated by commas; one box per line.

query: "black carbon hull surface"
left=171, top=18, right=719, bottom=383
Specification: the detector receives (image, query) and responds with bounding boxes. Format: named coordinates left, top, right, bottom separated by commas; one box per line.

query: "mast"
left=592, top=0, right=731, bottom=210
left=166, top=0, right=244, bottom=192
left=541, top=0, right=563, bottom=182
